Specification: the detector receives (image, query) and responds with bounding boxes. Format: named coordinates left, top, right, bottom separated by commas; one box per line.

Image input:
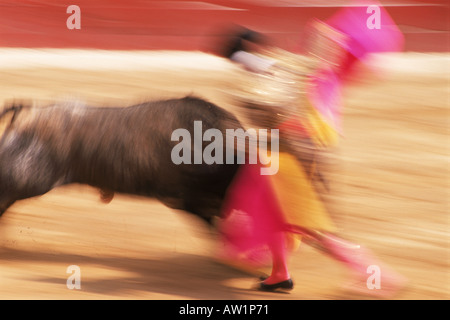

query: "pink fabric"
left=306, top=0, right=404, bottom=131
left=278, top=116, right=310, bottom=138
left=307, top=66, right=343, bottom=131
left=220, top=164, right=285, bottom=265
left=326, top=0, right=405, bottom=61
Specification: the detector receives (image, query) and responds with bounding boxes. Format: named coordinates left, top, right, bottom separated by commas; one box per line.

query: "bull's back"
left=5, top=97, right=240, bottom=203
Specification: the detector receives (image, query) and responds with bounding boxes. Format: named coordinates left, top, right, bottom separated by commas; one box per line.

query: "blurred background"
left=0, top=0, right=448, bottom=299
left=0, top=0, right=448, bottom=52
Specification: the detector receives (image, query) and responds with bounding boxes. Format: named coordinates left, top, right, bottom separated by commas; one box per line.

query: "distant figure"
left=220, top=26, right=277, bottom=74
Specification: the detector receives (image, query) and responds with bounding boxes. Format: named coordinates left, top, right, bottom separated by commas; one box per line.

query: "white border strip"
left=0, top=49, right=447, bottom=76
left=0, top=49, right=232, bottom=71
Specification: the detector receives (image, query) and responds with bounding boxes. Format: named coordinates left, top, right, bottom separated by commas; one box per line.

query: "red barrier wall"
left=0, top=0, right=448, bottom=52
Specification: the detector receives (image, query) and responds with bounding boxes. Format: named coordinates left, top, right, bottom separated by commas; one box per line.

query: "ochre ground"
left=0, top=51, right=448, bottom=299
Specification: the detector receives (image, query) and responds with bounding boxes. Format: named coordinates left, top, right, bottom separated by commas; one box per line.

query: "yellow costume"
left=267, top=99, right=341, bottom=252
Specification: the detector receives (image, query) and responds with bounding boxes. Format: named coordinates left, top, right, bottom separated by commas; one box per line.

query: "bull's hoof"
left=258, top=279, right=294, bottom=292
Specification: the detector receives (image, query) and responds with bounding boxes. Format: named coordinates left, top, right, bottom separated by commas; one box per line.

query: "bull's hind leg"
left=0, top=179, right=60, bottom=217
left=0, top=176, right=60, bottom=216
left=0, top=174, right=61, bottom=217
left=0, top=196, right=16, bottom=216
left=0, top=134, right=63, bottom=216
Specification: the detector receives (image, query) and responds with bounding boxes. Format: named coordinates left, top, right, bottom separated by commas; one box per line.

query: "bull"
left=0, top=96, right=242, bottom=225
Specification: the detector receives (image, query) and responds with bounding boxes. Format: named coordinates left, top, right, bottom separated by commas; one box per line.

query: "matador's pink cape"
left=327, top=0, right=405, bottom=62
left=304, top=0, right=405, bottom=133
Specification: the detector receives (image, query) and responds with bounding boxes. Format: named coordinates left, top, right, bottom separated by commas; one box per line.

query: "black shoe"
left=258, top=279, right=294, bottom=292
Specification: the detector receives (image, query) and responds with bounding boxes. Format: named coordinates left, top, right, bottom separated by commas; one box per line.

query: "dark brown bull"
left=0, top=96, right=242, bottom=225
